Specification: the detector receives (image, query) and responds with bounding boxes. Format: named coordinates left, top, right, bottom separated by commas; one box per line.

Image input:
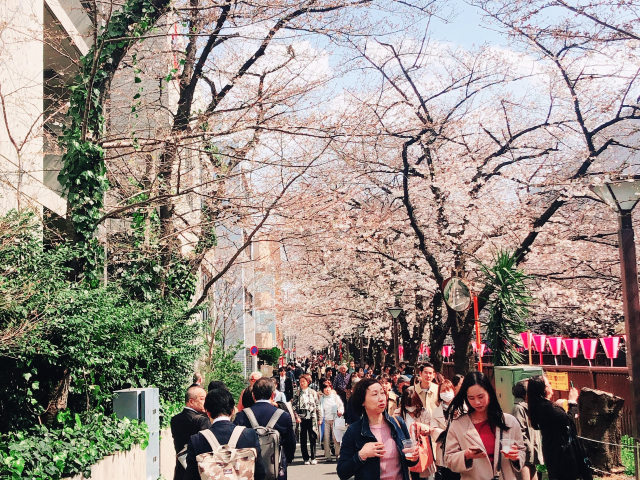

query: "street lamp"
left=591, top=175, right=640, bottom=477
left=387, top=307, right=403, bottom=367
left=357, top=325, right=366, bottom=367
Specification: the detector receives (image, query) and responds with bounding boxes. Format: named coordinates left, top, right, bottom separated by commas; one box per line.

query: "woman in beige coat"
left=445, top=372, right=525, bottom=480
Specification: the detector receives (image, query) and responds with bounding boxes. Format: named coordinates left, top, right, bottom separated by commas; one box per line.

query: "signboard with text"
left=546, top=371, right=569, bottom=391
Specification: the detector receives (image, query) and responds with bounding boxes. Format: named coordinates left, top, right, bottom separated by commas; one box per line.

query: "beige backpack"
left=196, top=427, right=258, bottom=480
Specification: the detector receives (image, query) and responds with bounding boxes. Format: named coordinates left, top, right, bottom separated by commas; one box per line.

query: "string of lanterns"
left=421, top=333, right=625, bottom=366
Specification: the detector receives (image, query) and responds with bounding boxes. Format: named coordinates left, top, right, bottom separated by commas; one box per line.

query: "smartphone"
left=469, top=447, right=483, bottom=454
left=571, top=381, right=574, bottom=388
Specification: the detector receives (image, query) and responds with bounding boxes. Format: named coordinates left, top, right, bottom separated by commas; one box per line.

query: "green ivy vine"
left=57, top=0, right=169, bottom=286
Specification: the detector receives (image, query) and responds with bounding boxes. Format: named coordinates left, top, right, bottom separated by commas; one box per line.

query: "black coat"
left=185, top=419, right=266, bottom=480
left=275, top=375, right=294, bottom=401
left=170, top=408, right=211, bottom=480
left=234, top=401, right=297, bottom=473
left=536, top=400, right=590, bottom=480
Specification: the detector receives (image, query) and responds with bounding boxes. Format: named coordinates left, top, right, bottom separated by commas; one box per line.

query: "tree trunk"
left=578, top=388, right=625, bottom=471
left=429, top=291, right=446, bottom=372
left=42, top=370, right=71, bottom=425
left=450, top=308, right=475, bottom=374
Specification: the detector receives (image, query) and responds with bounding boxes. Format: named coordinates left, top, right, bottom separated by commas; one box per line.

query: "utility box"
left=113, top=388, right=160, bottom=480
left=494, top=366, right=543, bottom=413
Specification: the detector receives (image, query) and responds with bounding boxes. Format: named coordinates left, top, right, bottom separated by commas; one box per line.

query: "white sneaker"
left=311, top=460, right=318, bottom=465
left=304, top=461, right=310, bottom=465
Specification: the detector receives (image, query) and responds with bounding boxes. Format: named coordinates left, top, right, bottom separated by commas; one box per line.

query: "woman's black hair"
left=449, top=371, right=509, bottom=431
left=350, top=377, right=382, bottom=416
left=205, top=388, right=235, bottom=417
left=527, top=375, right=549, bottom=430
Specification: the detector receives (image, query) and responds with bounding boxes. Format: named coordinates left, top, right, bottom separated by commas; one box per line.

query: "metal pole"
left=617, top=210, right=640, bottom=480
left=360, top=335, right=364, bottom=367
left=393, top=317, right=400, bottom=368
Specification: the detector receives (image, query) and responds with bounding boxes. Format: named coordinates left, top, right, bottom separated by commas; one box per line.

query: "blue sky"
left=429, top=3, right=506, bottom=48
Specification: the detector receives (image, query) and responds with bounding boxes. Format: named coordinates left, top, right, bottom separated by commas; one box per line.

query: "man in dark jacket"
left=234, top=378, right=296, bottom=480
left=185, top=388, right=266, bottom=480
left=170, top=386, right=211, bottom=480
left=275, top=367, right=294, bottom=401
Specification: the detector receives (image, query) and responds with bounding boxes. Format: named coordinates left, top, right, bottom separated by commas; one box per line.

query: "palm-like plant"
left=478, top=251, right=533, bottom=366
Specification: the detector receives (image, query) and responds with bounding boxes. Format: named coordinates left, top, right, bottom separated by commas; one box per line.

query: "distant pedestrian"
left=170, top=386, right=211, bottom=480
left=320, top=381, right=344, bottom=461
left=238, top=372, right=263, bottom=411
left=333, top=364, right=351, bottom=406
left=293, top=374, right=323, bottom=465
left=337, top=378, right=418, bottom=480
left=277, top=366, right=294, bottom=401
left=190, top=372, right=204, bottom=388
left=185, top=388, right=265, bottom=480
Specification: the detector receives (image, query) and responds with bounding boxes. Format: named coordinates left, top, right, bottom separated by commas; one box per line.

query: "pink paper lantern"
left=472, top=343, right=486, bottom=356
left=580, top=338, right=598, bottom=366
left=563, top=339, right=580, bottom=365
left=547, top=337, right=563, bottom=356
left=399, top=345, right=404, bottom=360
left=533, top=334, right=547, bottom=352
left=547, top=337, right=563, bottom=365
left=520, top=331, right=533, bottom=349
left=442, top=345, right=453, bottom=358
left=600, top=337, right=620, bottom=366
left=532, top=334, right=546, bottom=364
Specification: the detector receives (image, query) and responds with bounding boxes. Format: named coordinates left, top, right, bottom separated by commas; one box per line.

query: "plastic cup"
left=403, top=439, right=416, bottom=449
left=501, top=439, right=515, bottom=454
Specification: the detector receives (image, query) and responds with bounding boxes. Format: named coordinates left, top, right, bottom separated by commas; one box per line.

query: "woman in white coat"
left=430, top=380, right=455, bottom=470
left=445, top=372, right=525, bottom=480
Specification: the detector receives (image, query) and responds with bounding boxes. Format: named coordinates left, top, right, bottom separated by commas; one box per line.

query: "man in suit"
left=234, top=378, right=296, bottom=480
left=190, top=372, right=204, bottom=388
left=275, top=367, right=294, bottom=401
left=170, top=386, right=211, bottom=480
left=185, top=388, right=266, bottom=480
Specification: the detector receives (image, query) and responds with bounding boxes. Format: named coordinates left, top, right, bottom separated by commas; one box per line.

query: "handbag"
left=408, top=423, right=434, bottom=473
left=558, top=424, right=593, bottom=480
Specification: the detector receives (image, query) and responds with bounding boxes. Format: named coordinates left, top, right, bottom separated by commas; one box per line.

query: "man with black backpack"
left=234, top=378, right=296, bottom=480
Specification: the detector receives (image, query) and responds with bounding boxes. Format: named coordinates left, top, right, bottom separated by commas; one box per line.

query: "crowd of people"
left=169, top=359, right=592, bottom=480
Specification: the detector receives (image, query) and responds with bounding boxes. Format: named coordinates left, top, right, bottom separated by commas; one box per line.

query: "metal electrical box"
left=113, top=388, right=160, bottom=480
left=494, top=366, right=543, bottom=413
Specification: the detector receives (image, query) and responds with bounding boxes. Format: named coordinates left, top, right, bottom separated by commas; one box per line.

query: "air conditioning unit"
left=113, top=388, right=160, bottom=480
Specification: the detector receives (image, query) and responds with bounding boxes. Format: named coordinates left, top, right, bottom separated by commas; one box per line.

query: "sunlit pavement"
left=288, top=443, right=340, bottom=480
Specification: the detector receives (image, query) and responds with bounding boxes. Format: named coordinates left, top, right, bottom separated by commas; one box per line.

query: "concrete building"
left=0, top=0, right=92, bottom=217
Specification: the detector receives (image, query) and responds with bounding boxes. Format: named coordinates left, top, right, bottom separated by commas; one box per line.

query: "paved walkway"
left=288, top=443, right=340, bottom=480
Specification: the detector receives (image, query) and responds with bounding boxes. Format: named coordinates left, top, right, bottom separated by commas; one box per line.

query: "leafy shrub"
left=0, top=211, right=204, bottom=432
left=160, top=399, right=184, bottom=430
left=0, top=410, right=148, bottom=480
left=203, top=335, right=246, bottom=401
left=258, top=347, right=281, bottom=367
left=622, top=435, right=635, bottom=476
